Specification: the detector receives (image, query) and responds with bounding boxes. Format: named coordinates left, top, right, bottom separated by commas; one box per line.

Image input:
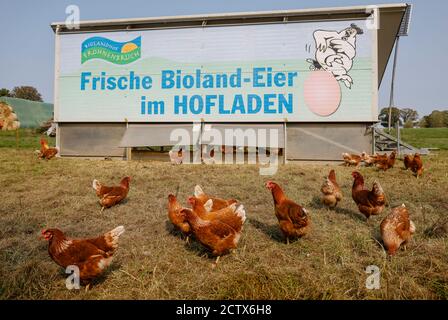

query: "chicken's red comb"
left=187, top=196, right=195, bottom=203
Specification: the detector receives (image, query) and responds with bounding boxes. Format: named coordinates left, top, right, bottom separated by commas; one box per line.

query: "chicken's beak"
left=40, top=229, right=49, bottom=240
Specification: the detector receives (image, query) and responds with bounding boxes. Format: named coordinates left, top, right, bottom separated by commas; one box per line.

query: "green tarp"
left=0, top=97, right=53, bottom=128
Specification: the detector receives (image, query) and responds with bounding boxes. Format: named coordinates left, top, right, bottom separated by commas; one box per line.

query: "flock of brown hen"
left=38, top=138, right=425, bottom=289
left=323, top=150, right=425, bottom=257
left=343, top=151, right=424, bottom=177
left=40, top=175, right=131, bottom=290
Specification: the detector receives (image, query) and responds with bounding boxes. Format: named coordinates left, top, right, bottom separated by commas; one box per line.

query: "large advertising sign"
left=56, top=20, right=375, bottom=122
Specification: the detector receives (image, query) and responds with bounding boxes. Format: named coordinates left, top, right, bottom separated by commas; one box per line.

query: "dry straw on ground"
left=0, top=149, right=447, bottom=299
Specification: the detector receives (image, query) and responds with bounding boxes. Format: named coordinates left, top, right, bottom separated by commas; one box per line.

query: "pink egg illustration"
left=304, top=70, right=341, bottom=117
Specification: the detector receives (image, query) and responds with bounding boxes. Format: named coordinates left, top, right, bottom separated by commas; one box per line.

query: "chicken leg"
left=213, top=256, right=220, bottom=266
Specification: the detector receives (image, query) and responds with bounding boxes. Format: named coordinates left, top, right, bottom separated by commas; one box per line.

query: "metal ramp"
left=374, top=128, right=429, bottom=155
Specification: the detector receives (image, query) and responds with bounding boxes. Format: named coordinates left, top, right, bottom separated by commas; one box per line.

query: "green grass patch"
left=386, top=128, right=448, bottom=150
left=0, top=129, right=55, bottom=149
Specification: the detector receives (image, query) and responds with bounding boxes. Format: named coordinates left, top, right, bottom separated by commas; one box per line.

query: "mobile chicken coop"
left=51, top=3, right=411, bottom=162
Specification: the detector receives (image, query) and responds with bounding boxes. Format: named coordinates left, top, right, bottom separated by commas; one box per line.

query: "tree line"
left=379, top=107, right=447, bottom=128
left=0, top=86, right=43, bottom=102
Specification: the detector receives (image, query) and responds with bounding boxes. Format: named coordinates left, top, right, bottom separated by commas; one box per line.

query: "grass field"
left=0, top=129, right=447, bottom=300
left=399, top=128, right=448, bottom=150
left=0, top=129, right=55, bottom=149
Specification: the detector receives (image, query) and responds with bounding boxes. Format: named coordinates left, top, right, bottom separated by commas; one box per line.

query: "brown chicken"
left=38, top=138, right=58, bottom=160
left=351, top=171, right=386, bottom=220
left=188, top=196, right=246, bottom=232
left=265, top=181, right=311, bottom=243
left=403, top=154, right=413, bottom=170
left=380, top=204, right=416, bottom=255
left=372, top=153, right=388, bottom=164
left=411, top=153, right=424, bottom=177
left=194, top=185, right=237, bottom=211
left=92, top=177, right=131, bottom=212
left=342, top=153, right=362, bottom=167
left=387, top=151, right=396, bottom=167
left=202, top=148, right=216, bottom=165
left=376, top=151, right=396, bottom=171
left=41, top=226, right=125, bottom=288
left=169, top=148, right=185, bottom=164
left=181, top=207, right=245, bottom=264
left=167, top=194, right=191, bottom=241
left=321, top=169, right=343, bottom=209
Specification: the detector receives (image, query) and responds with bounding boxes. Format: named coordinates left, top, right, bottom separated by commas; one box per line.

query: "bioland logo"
left=81, top=36, right=141, bottom=65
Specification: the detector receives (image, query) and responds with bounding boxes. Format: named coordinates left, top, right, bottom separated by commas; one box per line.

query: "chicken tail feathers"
left=110, top=225, right=125, bottom=238
left=410, top=220, right=416, bottom=234
left=194, top=185, right=205, bottom=198
left=204, top=199, right=213, bottom=212
left=92, top=179, right=101, bottom=191
left=302, top=207, right=309, bottom=218
left=104, top=226, right=125, bottom=250
left=372, top=180, right=384, bottom=196
left=236, top=205, right=246, bottom=224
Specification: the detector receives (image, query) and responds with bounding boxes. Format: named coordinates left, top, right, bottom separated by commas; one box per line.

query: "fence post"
left=396, top=121, right=400, bottom=156
left=125, top=118, right=131, bottom=161
left=16, top=128, right=19, bottom=149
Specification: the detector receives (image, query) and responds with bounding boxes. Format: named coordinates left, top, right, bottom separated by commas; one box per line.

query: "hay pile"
left=0, top=101, right=20, bottom=130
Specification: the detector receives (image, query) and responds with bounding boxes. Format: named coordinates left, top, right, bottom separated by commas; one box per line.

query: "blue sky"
left=0, top=0, right=447, bottom=117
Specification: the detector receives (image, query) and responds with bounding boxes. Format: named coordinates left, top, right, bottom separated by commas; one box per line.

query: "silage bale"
left=0, top=101, right=21, bottom=130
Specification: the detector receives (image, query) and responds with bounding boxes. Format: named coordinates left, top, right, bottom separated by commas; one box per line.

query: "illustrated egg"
left=304, top=70, right=341, bottom=117
left=121, top=42, right=138, bottom=53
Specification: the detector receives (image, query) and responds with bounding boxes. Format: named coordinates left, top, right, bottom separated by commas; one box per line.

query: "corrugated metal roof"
left=51, top=3, right=407, bottom=32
